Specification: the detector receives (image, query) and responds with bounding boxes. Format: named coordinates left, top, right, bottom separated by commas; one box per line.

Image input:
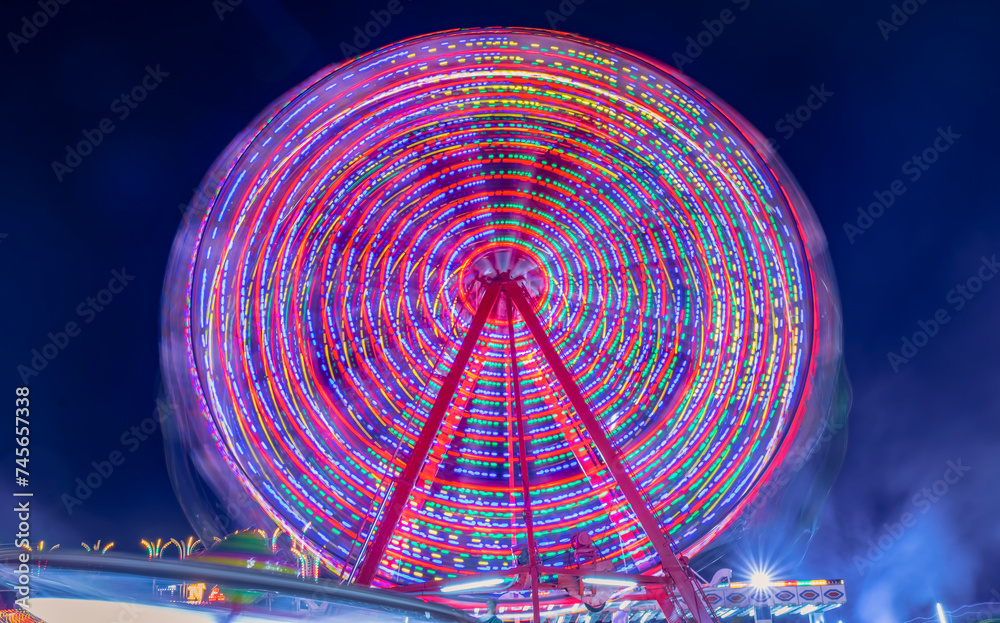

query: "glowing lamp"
left=582, top=577, right=639, bottom=588
left=440, top=577, right=507, bottom=593
left=750, top=571, right=772, bottom=590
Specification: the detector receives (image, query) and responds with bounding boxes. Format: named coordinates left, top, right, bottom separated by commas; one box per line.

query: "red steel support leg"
left=505, top=285, right=715, bottom=623
left=355, top=283, right=503, bottom=586
left=650, top=587, right=684, bottom=623
left=505, top=292, right=542, bottom=623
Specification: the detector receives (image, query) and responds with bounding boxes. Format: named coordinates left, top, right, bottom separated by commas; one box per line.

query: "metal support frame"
left=649, top=587, right=683, bottom=623
left=506, top=293, right=542, bottom=623
left=505, top=285, right=716, bottom=622
left=354, top=279, right=717, bottom=623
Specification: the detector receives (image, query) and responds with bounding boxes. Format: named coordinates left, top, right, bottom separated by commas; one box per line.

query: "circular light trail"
left=162, top=27, right=840, bottom=586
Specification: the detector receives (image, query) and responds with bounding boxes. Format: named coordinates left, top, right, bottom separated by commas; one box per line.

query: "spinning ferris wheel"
left=161, top=27, right=843, bottom=622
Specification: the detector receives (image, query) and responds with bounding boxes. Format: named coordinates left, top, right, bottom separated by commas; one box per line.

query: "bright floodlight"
left=750, top=571, right=772, bottom=590
left=440, top=577, right=506, bottom=593
left=582, top=577, right=639, bottom=588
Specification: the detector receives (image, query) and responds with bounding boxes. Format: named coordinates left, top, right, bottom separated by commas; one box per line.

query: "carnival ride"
left=152, top=26, right=844, bottom=623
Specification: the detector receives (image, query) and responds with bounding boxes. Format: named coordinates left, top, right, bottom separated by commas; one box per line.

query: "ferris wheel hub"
left=459, top=246, right=547, bottom=319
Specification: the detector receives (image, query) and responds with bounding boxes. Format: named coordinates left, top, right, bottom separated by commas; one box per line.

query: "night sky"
left=2, top=0, right=999, bottom=621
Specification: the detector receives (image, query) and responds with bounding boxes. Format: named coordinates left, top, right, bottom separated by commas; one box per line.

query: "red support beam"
left=505, top=284, right=716, bottom=623
left=531, top=363, right=647, bottom=571
left=505, top=292, right=542, bottom=623
left=649, top=587, right=685, bottom=623
left=354, top=283, right=503, bottom=586
left=410, top=357, right=486, bottom=514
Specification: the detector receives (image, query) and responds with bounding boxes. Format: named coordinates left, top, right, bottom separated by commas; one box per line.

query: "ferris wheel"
left=161, top=27, right=843, bottom=622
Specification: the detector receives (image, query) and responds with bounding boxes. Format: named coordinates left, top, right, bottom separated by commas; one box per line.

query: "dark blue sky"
left=2, top=1, right=998, bottom=621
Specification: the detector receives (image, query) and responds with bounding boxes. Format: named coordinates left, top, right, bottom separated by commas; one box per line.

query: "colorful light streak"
left=80, top=541, right=114, bottom=555
left=440, top=577, right=508, bottom=593
left=164, top=27, right=840, bottom=586
left=719, top=579, right=842, bottom=589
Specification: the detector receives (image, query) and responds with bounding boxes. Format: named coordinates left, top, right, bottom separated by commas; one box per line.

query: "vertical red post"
left=649, top=587, right=684, bottom=622
left=354, top=283, right=502, bottom=586
left=505, top=285, right=716, bottom=623
left=505, top=291, right=542, bottom=623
